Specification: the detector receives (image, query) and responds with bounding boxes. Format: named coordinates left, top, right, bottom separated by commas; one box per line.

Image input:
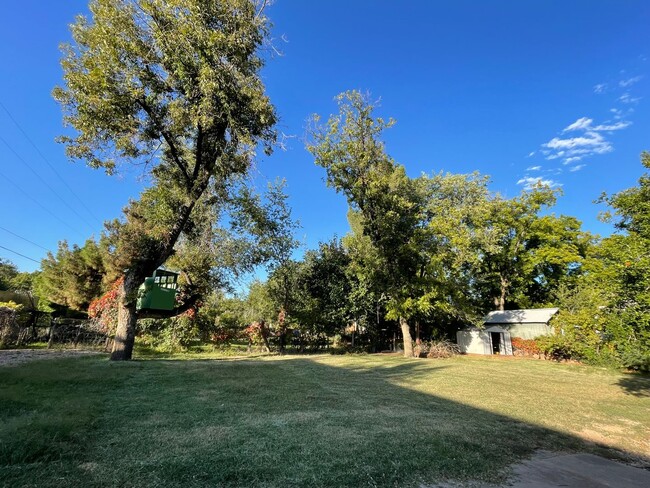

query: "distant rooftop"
left=484, top=308, right=559, bottom=324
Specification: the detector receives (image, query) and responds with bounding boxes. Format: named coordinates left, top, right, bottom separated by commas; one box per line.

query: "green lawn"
left=1, top=353, right=648, bottom=487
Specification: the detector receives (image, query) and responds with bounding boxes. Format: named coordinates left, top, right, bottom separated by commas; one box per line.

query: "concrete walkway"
left=508, top=451, right=650, bottom=487
left=429, top=451, right=650, bottom=487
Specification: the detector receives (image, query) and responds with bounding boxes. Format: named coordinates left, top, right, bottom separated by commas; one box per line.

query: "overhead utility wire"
left=0, top=134, right=97, bottom=232
left=0, top=101, right=102, bottom=225
left=0, top=244, right=41, bottom=264
left=0, top=168, right=84, bottom=237
left=0, top=225, right=50, bottom=252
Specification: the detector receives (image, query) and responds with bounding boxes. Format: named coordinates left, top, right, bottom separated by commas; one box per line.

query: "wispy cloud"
left=619, top=75, right=643, bottom=88
left=569, top=164, right=586, bottom=172
left=526, top=69, right=641, bottom=186
left=562, top=117, right=631, bottom=134
left=610, top=107, right=623, bottom=119
left=563, top=157, right=582, bottom=165
left=563, top=117, right=593, bottom=132
left=541, top=116, right=632, bottom=164
left=593, top=83, right=607, bottom=94
left=619, top=92, right=641, bottom=104
left=591, top=121, right=631, bottom=131
left=516, top=176, right=562, bottom=191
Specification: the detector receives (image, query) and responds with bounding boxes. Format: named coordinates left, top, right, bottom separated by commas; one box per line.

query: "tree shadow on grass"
left=617, top=373, right=650, bottom=397
left=1, top=355, right=648, bottom=488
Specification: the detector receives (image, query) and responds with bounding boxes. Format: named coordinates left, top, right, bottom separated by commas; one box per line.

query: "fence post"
left=47, top=318, right=57, bottom=349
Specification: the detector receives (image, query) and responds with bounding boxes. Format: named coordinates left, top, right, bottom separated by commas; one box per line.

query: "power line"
left=0, top=134, right=98, bottom=232
left=0, top=244, right=41, bottom=264
left=0, top=225, right=50, bottom=252
left=0, top=168, right=85, bottom=238
left=0, top=101, right=102, bottom=225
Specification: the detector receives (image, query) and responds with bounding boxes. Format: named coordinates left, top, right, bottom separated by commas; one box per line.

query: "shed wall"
left=499, top=323, right=552, bottom=339
left=457, top=329, right=513, bottom=355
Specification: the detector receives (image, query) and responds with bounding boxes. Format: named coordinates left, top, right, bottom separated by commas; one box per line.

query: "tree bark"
left=399, top=316, right=414, bottom=358
left=110, top=273, right=141, bottom=361
left=493, top=275, right=508, bottom=311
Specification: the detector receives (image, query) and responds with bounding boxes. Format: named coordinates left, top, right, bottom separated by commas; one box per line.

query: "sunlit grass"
left=1, top=353, right=647, bottom=487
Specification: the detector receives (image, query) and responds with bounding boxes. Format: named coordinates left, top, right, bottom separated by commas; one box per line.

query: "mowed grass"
left=1, top=353, right=649, bottom=487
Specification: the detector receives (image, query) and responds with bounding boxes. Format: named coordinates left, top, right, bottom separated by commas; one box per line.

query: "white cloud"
left=563, top=117, right=593, bottom=132
left=545, top=151, right=565, bottom=160
left=516, top=176, right=562, bottom=191
left=619, top=93, right=641, bottom=104
left=563, top=156, right=582, bottom=165
left=610, top=107, right=623, bottom=119
left=569, top=164, right=586, bottom=172
left=593, top=83, right=607, bottom=94
left=562, top=117, right=630, bottom=133
left=591, top=121, right=632, bottom=131
left=526, top=165, right=542, bottom=171
left=542, top=112, right=632, bottom=163
left=544, top=131, right=609, bottom=150
left=619, top=75, right=643, bottom=88
left=527, top=151, right=536, bottom=157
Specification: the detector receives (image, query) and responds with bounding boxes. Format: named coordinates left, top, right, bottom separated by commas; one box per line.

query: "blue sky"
left=1, top=0, right=649, bottom=274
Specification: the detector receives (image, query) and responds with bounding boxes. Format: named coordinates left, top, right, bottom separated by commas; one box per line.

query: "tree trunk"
left=399, top=316, right=414, bottom=358
left=110, top=274, right=140, bottom=361
left=494, top=275, right=508, bottom=311
left=259, top=320, right=271, bottom=353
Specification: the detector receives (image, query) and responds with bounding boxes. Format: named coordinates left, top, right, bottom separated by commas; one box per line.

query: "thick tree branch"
left=193, top=123, right=203, bottom=180
left=136, top=98, right=192, bottom=189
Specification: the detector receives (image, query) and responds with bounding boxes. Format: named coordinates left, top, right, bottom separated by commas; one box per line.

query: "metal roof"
left=483, top=308, right=559, bottom=324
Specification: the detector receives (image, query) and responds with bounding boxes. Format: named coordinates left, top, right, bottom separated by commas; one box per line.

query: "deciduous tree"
left=54, top=0, right=277, bottom=360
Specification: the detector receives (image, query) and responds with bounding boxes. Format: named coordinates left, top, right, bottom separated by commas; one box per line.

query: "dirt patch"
left=0, top=349, right=104, bottom=367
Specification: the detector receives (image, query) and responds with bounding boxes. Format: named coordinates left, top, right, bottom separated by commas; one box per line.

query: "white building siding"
left=457, top=328, right=513, bottom=355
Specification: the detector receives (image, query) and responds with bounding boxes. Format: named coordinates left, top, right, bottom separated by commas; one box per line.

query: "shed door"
left=490, top=332, right=501, bottom=354
left=502, top=330, right=513, bottom=355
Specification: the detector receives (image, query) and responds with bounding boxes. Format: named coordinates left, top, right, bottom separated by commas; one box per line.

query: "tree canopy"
left=54, top=0, right=278, bottom=360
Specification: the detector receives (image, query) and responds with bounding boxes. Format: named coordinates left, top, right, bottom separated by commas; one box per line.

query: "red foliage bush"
left=511, top=336, right=541, bottom=356
left=88, top=277, right=123, bottom=334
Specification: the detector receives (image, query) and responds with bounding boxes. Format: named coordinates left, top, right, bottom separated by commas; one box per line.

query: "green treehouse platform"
left=136, top=269, right=179, bottom=312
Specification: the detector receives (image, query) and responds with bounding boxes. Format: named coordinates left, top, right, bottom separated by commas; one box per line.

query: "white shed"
left=457, top=308, right=558, bottom=356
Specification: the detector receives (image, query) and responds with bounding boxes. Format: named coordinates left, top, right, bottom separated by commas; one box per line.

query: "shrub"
left=511, top=337, right=541, bottom=357
left=536, top=335, right=584, bottom=361
left=88, top=278, right=122, bottom=335
left=619, top=349, right=650, bottom=373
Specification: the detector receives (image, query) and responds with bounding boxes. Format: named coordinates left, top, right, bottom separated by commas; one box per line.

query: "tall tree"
left=308, top=93, right=492, bottom=355
left=474, top=187, right=592, bottom=311
left=228, top=179, right=300, bottom=352
left=308, top=91, right=425, bottom=357
left=54, top=0, right=277, bottom=360
left=595, top=152, right=650, bottom=366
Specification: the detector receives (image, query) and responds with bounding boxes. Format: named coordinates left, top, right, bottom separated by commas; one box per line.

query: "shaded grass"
left=0, top=354, right=648, bottom=487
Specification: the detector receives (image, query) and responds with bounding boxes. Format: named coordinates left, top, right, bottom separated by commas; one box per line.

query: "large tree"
left=472, top=187, right=591, bottom=311
left=308, top=92, right=492, bottom=356
left=308, top=91, right=426, bottom=356
left=54, top=0, right=277, bottom=360
left=596, top=152, right=650, bottom=366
